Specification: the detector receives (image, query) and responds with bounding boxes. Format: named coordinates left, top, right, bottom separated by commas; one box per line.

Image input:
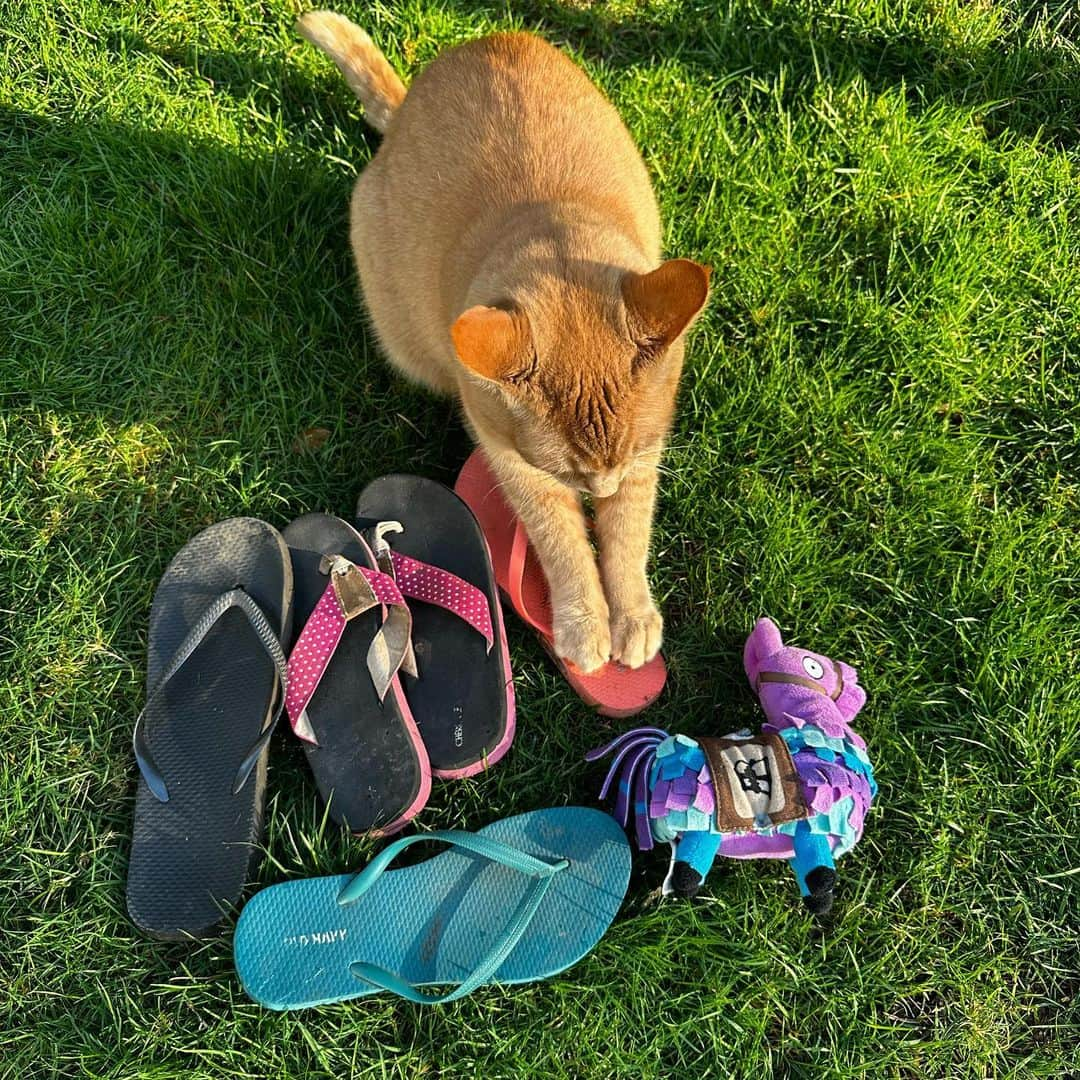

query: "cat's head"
left=450, top=259, right=710, bottom=497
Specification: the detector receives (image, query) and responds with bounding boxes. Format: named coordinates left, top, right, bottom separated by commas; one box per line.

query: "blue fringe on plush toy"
left=588, top=618, right=876, bottom=915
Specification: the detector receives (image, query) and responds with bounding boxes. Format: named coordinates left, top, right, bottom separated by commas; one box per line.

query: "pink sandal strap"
left=285, top=556, right=413, bottom=745
left=387, top=550, right=494, bottom=651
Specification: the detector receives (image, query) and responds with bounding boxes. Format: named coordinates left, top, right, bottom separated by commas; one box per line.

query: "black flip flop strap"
left=133, top=588, right=288, bottom=803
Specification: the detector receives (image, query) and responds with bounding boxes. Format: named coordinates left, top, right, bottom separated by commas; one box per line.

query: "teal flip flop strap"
left=337, top=830, right=570, bottom=1004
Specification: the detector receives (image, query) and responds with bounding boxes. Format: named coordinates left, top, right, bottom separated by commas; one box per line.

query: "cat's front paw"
left=553, top=606, right=611, bottom=674
left=609, top=604, right=663, bottom=669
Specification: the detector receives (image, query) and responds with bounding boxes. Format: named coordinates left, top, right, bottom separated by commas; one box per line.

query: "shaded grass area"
left=2, top=0, right=1078, bottom=1076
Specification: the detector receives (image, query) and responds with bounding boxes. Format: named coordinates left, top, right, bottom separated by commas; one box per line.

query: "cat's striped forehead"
left=562, top=375, right=635, bottom=468
left=527, top=284, right=640, bottom=466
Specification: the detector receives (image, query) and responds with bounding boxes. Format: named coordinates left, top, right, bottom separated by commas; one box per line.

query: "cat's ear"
left=450, top=306, right=534, bottom=385
left=622, top=259, right=711, bottom=357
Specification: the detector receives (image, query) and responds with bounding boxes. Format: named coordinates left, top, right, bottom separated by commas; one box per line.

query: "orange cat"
left=298, top=13, right=709, bottom=673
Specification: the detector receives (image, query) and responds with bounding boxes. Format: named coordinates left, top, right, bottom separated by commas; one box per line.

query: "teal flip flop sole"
left=234, top=807, right=630, bottom=1008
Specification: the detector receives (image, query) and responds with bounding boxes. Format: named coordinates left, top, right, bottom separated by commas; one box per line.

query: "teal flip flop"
left=234, top=807, right=630, bottom=1008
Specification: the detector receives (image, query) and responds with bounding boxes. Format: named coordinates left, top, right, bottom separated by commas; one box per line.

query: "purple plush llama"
left=588, top=618, right=876, bottom=914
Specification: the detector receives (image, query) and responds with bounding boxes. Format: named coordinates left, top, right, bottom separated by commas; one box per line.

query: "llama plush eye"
left=802, top=657, right=824, bottom=679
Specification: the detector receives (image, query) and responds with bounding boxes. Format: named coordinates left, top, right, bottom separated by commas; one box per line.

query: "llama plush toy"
left=587, top=618, right=876, bottom=914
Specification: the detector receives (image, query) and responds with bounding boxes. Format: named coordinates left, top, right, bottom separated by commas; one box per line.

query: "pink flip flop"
left=455, top=450, right=666, bottom=717
left=283, top=514, right=431, bottom=837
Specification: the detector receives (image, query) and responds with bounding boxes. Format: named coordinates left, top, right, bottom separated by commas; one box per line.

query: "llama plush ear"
left=622, top=259, right=710, bottom=355
left=744, top=617, right=785, bottom=683
left=450, top=306, right=533, bottom=384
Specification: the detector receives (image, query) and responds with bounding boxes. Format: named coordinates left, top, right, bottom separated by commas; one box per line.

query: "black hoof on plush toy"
left=802, top=866, right=836, bottom=915
left=803, top=891, right=833, bottom=916
left=670, top=861, right=703, bottom=898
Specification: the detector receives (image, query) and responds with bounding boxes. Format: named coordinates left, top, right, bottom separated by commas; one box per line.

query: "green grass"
left=3, top=0, right=1079, bottom=1075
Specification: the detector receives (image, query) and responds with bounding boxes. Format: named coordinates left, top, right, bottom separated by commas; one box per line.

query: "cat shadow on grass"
left=2, top=102, right=471, bottom=489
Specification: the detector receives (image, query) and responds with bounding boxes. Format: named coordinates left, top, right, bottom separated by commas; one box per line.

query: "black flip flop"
left=127, top=518, right=292, bottom=940
left=282, top=514, right=431, bottom=835
left=355, top=475, right=514, bottom=779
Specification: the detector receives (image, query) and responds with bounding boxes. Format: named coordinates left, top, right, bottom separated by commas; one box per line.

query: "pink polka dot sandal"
left=355, top=476, right=515, bottom=780
left=283, top=514, right=431, bottom=835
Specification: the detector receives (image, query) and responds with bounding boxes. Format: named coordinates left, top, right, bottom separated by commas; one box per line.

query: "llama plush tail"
left=296, top=11, right=406, bottom=133
left=586, top=728, right=670, bottom=852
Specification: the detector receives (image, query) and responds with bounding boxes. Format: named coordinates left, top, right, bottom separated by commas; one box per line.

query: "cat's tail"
left=296, top=11, right=406, bottom=133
